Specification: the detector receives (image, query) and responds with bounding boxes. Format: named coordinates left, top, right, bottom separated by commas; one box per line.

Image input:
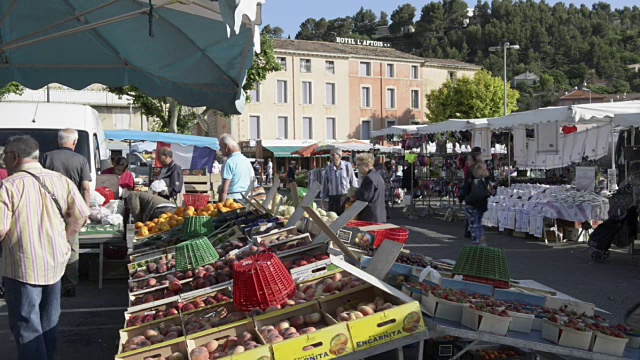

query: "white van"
left=0, top=102, right=110, bottom=187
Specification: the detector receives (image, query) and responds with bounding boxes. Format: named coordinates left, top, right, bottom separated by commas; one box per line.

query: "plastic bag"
left=418, top=265, right=442, bottom=285
left=101, top=214, right=123, bottom=226
left=90, top=191, right=106, bottom=208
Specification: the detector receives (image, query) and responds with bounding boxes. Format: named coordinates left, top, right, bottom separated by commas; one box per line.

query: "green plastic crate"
left=182, top=216, right=215, bottom=238
left=175, top=236, right=219, bottom=271
left=452, top=246, right=511, bottom=284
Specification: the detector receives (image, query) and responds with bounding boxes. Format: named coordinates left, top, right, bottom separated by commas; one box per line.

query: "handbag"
left=464, top=178, right=489, bottom=208
left=18, top=170, right=65, bottom=219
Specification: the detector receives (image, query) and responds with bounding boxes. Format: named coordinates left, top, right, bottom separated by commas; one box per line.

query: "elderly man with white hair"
left=218, top=133, right=253, bottom=202
left=42, top=128, right=92, bottom=297
left=321, top=148, right=358, bottom=215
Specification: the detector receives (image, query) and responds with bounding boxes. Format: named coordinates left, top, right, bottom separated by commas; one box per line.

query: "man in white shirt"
left=321, top=149, right=358, bottom=215
left=265, top=158, right=273, bottom=184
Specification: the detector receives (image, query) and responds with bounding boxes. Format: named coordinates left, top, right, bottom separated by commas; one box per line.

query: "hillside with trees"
left=269, top=1, right=640, bottom=111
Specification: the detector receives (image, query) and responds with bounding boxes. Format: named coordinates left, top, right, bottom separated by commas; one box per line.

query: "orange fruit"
left=205, top=204, right=214, bottom=212
left=135, top=222, right=143, bottom=230
left=186, top=206, right=195, bottom=212
left=168, top=220, right=178, bottom=228
left=153, top=218, right=159, bottom=225
left=177, top=218, right=184, bottom=225
left=139, top=226, right=149, bottom=237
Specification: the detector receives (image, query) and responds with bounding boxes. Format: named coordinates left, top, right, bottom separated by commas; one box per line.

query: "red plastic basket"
left=233, top=253, right=296, bottom=311
left=346, top=220, right=380, bottom=228
left=374, top=227, right=410, bottom=248
left=183, top=194, right=210, bottom=210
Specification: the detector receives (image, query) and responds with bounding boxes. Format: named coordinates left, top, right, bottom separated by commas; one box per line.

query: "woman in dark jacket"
left=354, top=153, right=386, bottom=223
left=463, top=154, right=490, bottom=245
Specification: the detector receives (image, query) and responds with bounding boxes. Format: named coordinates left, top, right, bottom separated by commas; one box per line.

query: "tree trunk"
left=168, top=98, right=179, bottom=133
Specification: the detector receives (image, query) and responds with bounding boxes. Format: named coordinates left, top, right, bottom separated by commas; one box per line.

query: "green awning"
left=264, top=146, right=304, bottom=157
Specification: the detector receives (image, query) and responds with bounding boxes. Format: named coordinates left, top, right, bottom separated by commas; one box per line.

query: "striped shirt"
left=0, top=163, right=90, bottom=285
left=321, top=161, right=358, bottom=200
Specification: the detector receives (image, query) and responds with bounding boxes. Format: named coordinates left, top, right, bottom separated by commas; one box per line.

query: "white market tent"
left=417, top=118, right=488, bottom=134
left=371, top=125, right=420, bottom=137
left=315, top=140, right=401, bottom=154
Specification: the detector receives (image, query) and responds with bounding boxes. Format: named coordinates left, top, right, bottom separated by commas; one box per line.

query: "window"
left=303, top=117, right=313, bottom=139
left=326, top=117, right=336, bottom=140
left=361, top=86, right=371, bottom=108
left=302, top=81, right=313, bottom=105
left=277, top=80, right=288, bottom=103
left=300, top=59, right=311, bottom=73
left=411, top=89, right=420, bottom=109
left=386, top=88, right=396, bottom=109
left=411, top=65, right=419, bottom=79
left=277, top=116, right=288, bottom=139
left=449, top=71, right=457, bottom=83
left=386, top=120, right=397, bottom=128
left=248, top=84, right=260, bottom=103
left=325, top=83, right=336, bottom=105
left=360, top=62, right=372, bottom=76
left=277, top=57, right=286, bottom=71
left=386, top=64, right=395, bottom=78
left=325, top=61, right=335, bottom=75
left=361, top=120, right=371, bottom=140
left=249, top=116, right=260, bottom=140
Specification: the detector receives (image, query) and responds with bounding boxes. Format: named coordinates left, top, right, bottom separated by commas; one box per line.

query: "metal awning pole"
left=611, top=120, right=618, bottom=190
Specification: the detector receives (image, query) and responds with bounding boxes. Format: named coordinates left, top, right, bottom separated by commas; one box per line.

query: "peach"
left=147, top=278, right=157, bottom=287
left=300, top=327, right=316, bottom=334
left=203, top=340, right=218, bottom=352
left=274, top=320, right=290, bottom=333
left=143, top=329, right=159, bottom=339
left=149, top=334, right=165, bottom=344
left=265, top=305, right=281, bottom=313
left=147, top=263, right=157, bottom=273
left=190, top=347, right=209, bottom=360
left=358, top=305, right=374, bottom=316
left=304, top=312, right=321, bottom=324
left=231, top=346, right=245, bottom=354
left=289, top=315, right=305, bottom=328
left=167, top=353, right=185, bottom=360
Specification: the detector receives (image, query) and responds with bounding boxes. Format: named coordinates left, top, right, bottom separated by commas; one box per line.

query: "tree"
left=378, top=11, right=390, bottom=27
left=261, top=24, right=284, bottom=38
left=425, top=70, right=519, bottom=123
left=0, top=82, right=24, bottom=100
left=352, top=7, right=378, bottom=37
left=295, top=18, right=328, bottom=40
left=389, top=3, right=416, bottom=35
left=108, top=34, right=281, bottom=133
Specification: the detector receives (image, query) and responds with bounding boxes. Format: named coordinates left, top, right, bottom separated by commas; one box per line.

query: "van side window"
left=94, top=134, right=101, bottom=173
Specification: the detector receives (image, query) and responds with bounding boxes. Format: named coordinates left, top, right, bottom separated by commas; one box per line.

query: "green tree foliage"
left=378, top=11, right=390, bottom=27
left=426, top=70, right=519, bottom=123
left=352, top=7, right=378, bottom=37
left=261, top=24, right=284, bottom=38
left=0, top=82, right=24, bottom=100
left=389, top=3, right=416, bottom=35
left=107, top=34, right=280, bottom=133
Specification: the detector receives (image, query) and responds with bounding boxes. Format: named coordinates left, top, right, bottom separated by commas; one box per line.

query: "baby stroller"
left=587, top=206, right=637, bottom=262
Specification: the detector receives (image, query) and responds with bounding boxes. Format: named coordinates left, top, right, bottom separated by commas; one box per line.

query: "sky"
left=262, top=0, right=632, bottom=38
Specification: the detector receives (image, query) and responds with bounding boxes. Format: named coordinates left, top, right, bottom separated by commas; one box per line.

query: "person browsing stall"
left=0, top=135, right=90, bottom=360
left=321, top=148, right=358, bottom=215
left=156, top=147, right=184, bottom=201
left=126, top=186, right=176, bottom=223
left=354, top=153, right=386, bottom=223
left=42, top=128, right=91, bottom=298
left=218, top=133, right=253, bottom=202
left=102, top=156, right=135, bottom=191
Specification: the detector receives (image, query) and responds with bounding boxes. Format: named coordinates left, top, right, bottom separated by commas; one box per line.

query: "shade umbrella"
left=292, top=142, right=319, bottom=157
left=418, top=118, right=488, bottom=134
left=0, top=0, right=264, bottom=115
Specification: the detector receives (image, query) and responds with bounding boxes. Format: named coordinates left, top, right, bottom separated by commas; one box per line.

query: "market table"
left=79, top=225, right=125, bottom=289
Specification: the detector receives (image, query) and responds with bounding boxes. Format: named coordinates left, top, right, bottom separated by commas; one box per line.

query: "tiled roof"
left=514, top=71, right=539, bottom=80
left=272, top=39, right=481, bottom=69
left=560, top=90, right=606, bottom=100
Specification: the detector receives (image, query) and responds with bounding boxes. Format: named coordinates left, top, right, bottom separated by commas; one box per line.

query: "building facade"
left=204, top=39, right=480, bottom=142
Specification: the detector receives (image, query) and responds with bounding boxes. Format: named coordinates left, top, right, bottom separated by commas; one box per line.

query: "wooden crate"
left=183, top=174, right=212, bottom=194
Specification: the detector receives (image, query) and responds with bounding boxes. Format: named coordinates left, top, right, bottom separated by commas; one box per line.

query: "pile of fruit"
left=214, top=239, right=248, bottom=258
left=395, top=253, right=430, bottom=268
left=468, top=300, right=511, bottom=317
left=259, top=312, right=326, bottom=344
left=257, top=232, right=300, bottom=246
left=587, top=324, right=632, bottom=338
left=281, top=253, right=330, bottom=271
left=121, top=323, right=183, bottom=353
left=126, top=307, right=180, bottom=327
left=130, top=258, right=175, bottom=280
left=189, top=332, right=264, bottom=360
left=183, top=310, right=247, bottom=336
left=473, top=348, right=521, bottom=359
left=297, top=273, right=365, bottom=301
left=333, top=296, right=396, bottom=321
left=134, top=200, right=243, bottom=237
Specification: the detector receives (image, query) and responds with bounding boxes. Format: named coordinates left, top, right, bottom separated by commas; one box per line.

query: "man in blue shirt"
left=218, top=134, right=253, bottom=202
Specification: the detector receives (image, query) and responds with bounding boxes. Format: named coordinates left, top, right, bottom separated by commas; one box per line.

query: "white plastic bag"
left=102, top=214, right=123, bottom=226
left=418, top=265, right=442, bottom=285
left=90, top=191, right=106, bottom=207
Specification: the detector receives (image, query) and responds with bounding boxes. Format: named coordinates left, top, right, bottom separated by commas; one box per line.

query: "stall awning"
left=264, top=146, right=303, bottom=157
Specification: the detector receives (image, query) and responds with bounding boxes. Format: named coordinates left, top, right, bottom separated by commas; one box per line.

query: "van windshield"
left=0, top=129, right=91, bottom=164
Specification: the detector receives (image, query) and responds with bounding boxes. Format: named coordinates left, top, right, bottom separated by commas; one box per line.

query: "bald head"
left=58, top=128, right=78, bottom=149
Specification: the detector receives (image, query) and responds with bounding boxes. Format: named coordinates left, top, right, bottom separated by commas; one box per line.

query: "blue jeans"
left=465, top=206, right=486, bottom=244
left=4, top=277, right=61, bottom=360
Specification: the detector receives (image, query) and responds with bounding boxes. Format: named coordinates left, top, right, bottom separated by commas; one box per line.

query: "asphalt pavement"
left=0, top=206, right=638, bottom=359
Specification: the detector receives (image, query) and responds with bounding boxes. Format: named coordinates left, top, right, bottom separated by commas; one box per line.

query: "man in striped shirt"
left=0, top=135, right=90, bottom=360
left=321, top=148, right=358, bottom=215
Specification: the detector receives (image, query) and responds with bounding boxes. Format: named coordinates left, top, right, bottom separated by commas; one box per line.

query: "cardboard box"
left=249, top=224, right=292, bottom=243
left=590, top=331, right=629, bottom=356
left=127, top=253, right=173, bottom=276
left=123, top=299, right=181, bottom=330
left=294, top=270, right=367, bottom=301
left=318, top=285, right=425, bottom=352
left=114, top=338, right=187, bottom=360
left=266, top=233, right=313, bottom=255
left=441, top=278, right=494, bottom=296
left=544, top=296, right=595, bottom=317
left=541, top=319, right=592, bottom=350
left=461, top=306, right=511, bottom=335
left=253, top=301, right=354, bottom=360
left=117, top=317, right=184, bottom=357
left=422, top=291, right=468, bottom=322
left=506, top=311, right=534, bottom=333
left=181, top=302, right=247, bottom=337
left=185, top=320, right=273, bottom=360
left=280, top=244, right=343, bottom=283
